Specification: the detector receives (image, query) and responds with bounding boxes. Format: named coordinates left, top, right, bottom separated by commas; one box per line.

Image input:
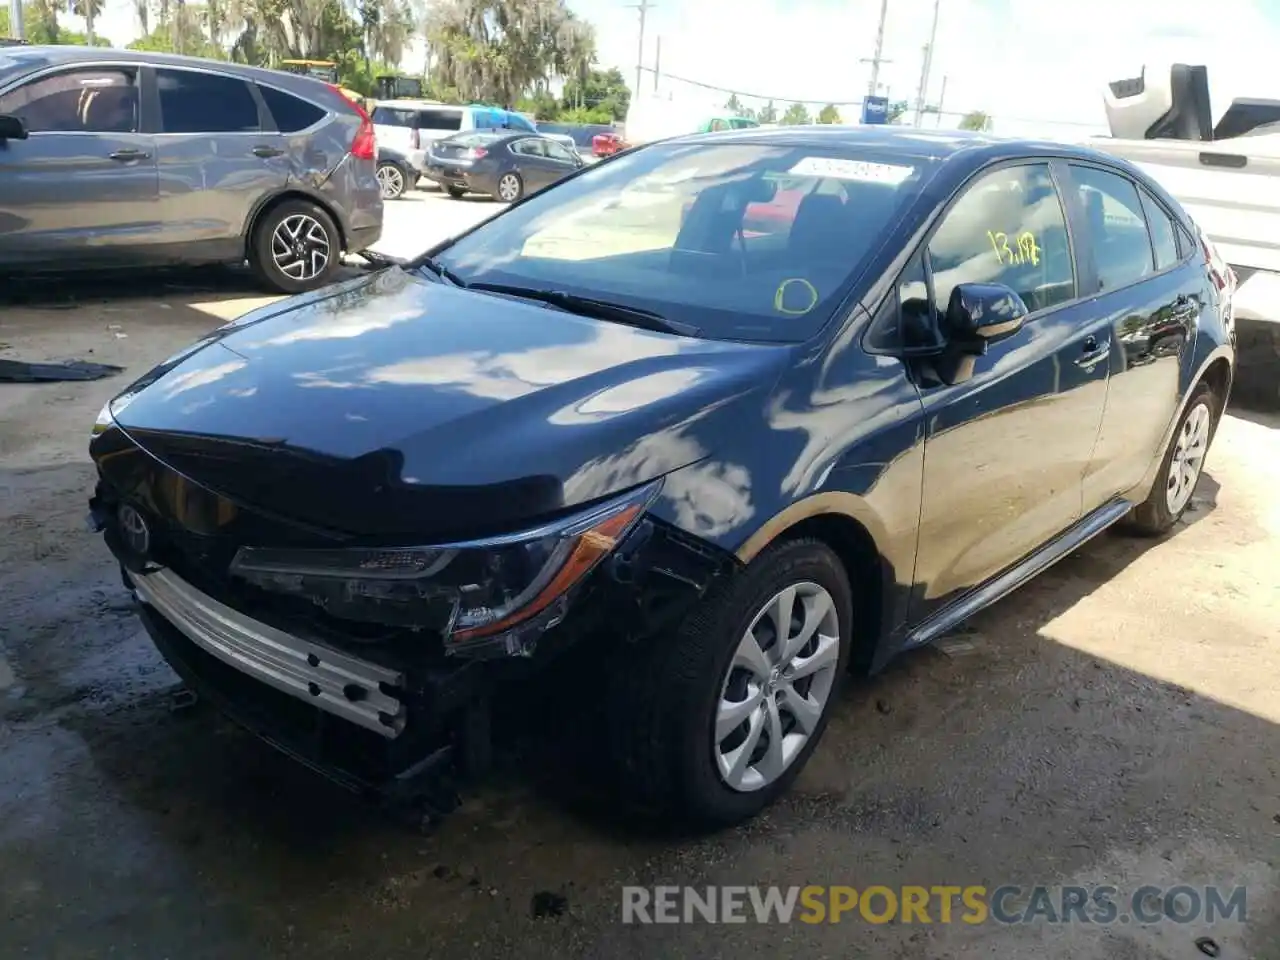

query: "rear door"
left=151, top=66, right=288, bottom=259
left=1065, top=163, right=1206, bottom=507
left=0, top=64, right=158, bottom=265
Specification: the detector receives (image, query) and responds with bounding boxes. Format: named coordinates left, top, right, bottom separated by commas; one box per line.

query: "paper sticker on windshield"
left=787, top=157, right=914, bottom=184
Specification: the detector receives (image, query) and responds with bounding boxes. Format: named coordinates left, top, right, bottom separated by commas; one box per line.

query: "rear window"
left=448, top=131, right=505, bottom=146
left=258, top=84, right=325, bottom=133
left=436, top=143, right=932, bottom=343
left=371, top=106, right=415, bottom=126
left=416, top=108, right=463, bottom=131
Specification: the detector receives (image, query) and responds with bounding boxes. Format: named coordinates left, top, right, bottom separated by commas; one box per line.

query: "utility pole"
left=934, top=75, right=948, bottom=127
left=913, top=0, right=942, bottom=126
left=860, top=0, right=892, bottom=96
left=625, top=0, right=655, bottom=98
left=654, top=35, right=661, bottom=92
left=7, top=0, right=23, bottom=39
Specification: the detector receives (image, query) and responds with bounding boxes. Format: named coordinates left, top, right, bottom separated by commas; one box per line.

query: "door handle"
left=1075, top=335, right=1111, bottom=368
left=252, top=145, right=285, bottom=158
left=109, top=148, right=149, bottom=162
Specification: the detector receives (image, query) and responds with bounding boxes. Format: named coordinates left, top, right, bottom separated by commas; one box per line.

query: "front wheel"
left=376, top=161, right=408, bottom=200
left=1124, top=381, right=1219, bottom=535
left=445, top=185, right=466, bottom=199
left=496, top=171, right=523, bottom=203
left=248, top=199, right=340, bottom=294
left=609, top=538, right=853, bottom=827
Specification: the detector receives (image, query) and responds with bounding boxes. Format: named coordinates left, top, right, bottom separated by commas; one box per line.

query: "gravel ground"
left=1, top=189, right=1278, bottom=960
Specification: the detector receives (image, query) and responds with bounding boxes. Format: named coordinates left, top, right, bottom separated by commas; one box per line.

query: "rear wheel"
left=1125, top=381, right=1219, bottom=535
left=445, top=185, right=466, bottom=199
left=249, top=199, right=340, bottom=294
left=376, top=161, right=408, bottom=200
left=496, top=171, right=523, bottom=203
left=609, top=538, right=852, bottom=827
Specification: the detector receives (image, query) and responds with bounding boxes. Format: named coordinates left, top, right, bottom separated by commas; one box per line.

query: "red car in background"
left=592, top=131, right=627, bottom=157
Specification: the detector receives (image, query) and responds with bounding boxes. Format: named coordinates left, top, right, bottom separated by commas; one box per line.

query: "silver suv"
left=0, top=47, right=383, bottom=293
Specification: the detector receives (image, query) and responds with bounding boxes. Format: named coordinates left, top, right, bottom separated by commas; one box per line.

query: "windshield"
left=433, top=141, right=933, bottom=342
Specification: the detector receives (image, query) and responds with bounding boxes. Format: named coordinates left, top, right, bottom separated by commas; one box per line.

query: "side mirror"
left=945, top=282, right=1028, bottom=353
left=0, top=114, right=29, bottom=141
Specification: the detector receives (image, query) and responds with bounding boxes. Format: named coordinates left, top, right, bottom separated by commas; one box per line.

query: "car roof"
left=0, top=44, right=341, bottom=100
left=371, top=99, right=455, bottom=110
left=664, top=124, right=1129, bottom=168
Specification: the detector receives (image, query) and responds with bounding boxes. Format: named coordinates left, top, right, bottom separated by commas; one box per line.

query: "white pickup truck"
left=1091, top=64, right=1280, bottom=405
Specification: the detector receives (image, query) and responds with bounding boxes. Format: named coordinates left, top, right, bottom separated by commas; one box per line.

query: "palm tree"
left=72, top=0, right=104, bottom=44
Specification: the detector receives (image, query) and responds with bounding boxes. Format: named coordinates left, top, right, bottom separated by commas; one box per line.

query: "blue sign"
left=861, top=96, right=889, bottom=125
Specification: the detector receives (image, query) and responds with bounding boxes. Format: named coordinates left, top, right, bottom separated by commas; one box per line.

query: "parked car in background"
left=370, top=100, right=538, bottom=188
left=90, top=127, right=1234, bottom=829
left=0, top=46, right=382, bottom=293
left=422, top=130, right=584, bottom=201
left=375, top=143, right=417, bottom=200
left=592, top=130, right=625, bottom=157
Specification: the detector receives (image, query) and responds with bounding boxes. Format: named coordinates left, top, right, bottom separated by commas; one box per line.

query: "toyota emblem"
left=117, top=503, right=150, bottom=556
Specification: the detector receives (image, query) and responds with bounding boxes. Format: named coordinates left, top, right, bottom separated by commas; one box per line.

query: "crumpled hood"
left=104, top=267, right=791, bottom=539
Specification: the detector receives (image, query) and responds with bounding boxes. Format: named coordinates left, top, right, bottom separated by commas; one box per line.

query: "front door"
left=0, top=64, right=158, bottom=265
left=909, top=161, right=1111, bottom=619
left=509, top=137, right=558, bottom=192
left=151, top=67, right=289, bottom=261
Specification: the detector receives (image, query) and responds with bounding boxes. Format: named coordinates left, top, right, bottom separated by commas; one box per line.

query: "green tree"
left=725, top=93, right=744, bottom=115
left=1, top=0, right=111, bottom=43
left=780, top=102, right=810, bottom=125
left=757, top=99, right=777, bottom=124
left=816, top=103, right=840, bottom=124
left=959, top=110, right=991, bottom=131
left=71, top=0, right=104, bottom=44
left=561, top=66, right=629, bottom=121
left=424, top=0, right=596, bottom=108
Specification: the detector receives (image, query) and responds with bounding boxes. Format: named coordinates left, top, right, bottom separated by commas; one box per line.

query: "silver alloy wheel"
left=1166, top=401, right=1211, bottom=514
left=377, top=163, right=405, bottom=198
left=270, top=214, right=330, bottom=282
left=714, top=581, right=840, bottom=792
left=498, top=173, right=521, bottom=202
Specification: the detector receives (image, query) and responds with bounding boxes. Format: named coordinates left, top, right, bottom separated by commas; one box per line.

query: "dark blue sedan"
left=89, top=126, right=1235, bottom=828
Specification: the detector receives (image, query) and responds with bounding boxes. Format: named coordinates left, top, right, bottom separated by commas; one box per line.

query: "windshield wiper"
left=465, top=282, right=700, bottom=337
left=415, top=255, right=467, bottom=288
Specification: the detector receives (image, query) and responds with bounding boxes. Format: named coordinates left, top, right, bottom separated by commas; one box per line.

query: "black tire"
left=609, top=538, right=853, bottom=828
left=376, top=161, right=408, bottom=200
left=249, top=199, right=341, bottom=295
left=496, top=171, right=523, bottom=203
left=445, top=185, right=466, bottom=199
left=1124, top=381, right=1219, bottom=536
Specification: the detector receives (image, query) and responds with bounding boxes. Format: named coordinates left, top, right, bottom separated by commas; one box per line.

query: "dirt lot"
left=2, top=199, right=1279, bottom=958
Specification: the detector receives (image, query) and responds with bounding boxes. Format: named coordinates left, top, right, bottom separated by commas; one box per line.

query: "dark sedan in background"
left=422, top=130, right=584, bottom=201
left=89, top=127, right=1234, bottom=829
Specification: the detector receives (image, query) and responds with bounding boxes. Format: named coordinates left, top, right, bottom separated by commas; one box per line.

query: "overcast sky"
left=82, top=0, right=1280, bottom=136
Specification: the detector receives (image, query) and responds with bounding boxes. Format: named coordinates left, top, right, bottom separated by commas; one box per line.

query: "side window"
left=544, top=140, right=578, bottom=164
left=371, top=107, right=408, bottom=126
left=513, top=138, right=547, bottom=158
left=866, top=253, right=933, bottom=352
left=1139, top=188, right=1180, bottom=270
left=710, top=118, right=729, bottom=132
left=156, top=69, right=259, bottom=134
left=928, top=163, right=1075, bottom=314
left=258, top=85, right=325, bottom=133
left=0, top=67, right=139, bottom=133
left=1068, top=165, right=1154, bottom=291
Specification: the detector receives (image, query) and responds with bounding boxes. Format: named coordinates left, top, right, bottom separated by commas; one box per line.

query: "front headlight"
left=228, top=480, right=661, bottom=655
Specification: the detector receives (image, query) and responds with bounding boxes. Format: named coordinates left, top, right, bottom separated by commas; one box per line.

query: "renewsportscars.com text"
left=621, top=884, right=1248, bottom=925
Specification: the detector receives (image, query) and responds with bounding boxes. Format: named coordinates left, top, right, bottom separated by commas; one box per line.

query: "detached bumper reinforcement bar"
left=129, top=567, right=406, bottom=738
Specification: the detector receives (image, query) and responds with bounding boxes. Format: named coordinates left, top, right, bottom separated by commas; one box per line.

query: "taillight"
left=465, top=147, right=487, bottom=159
left=326, top=83, right=376, bottom=161
left=410, top=128, right=420, bottom=150
left=1200, top=234, right=1227, bottom=292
